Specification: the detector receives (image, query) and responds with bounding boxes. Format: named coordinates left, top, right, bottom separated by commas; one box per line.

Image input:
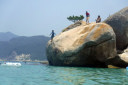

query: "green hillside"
left=0, top=35, right=50, bottom=61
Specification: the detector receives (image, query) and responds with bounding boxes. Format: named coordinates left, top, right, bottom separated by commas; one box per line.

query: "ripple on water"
left=0, top=63, right=128, bottom=85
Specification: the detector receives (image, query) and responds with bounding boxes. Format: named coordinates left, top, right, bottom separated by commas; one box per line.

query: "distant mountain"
left=0, top=34, right=50, bottom=61
left=0, top=32, right=18, bottom=41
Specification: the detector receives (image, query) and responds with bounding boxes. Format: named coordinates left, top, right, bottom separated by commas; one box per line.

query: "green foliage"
left=67, top=15, right=84, bottom=23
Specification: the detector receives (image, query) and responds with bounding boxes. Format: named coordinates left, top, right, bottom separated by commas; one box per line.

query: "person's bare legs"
left=86, top=17, right=89, bottom=24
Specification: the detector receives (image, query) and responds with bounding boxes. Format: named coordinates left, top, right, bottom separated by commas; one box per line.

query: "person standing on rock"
left=50, top=30, right=56, bottom=42
left=86, top=11, right=90, bottom=24
left=96, top=15, right=101, bottom=23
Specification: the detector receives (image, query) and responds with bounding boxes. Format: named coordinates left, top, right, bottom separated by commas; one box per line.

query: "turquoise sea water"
left=0, top=62, right=128, bottom=85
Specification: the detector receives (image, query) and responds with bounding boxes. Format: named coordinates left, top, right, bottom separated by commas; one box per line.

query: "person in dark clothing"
left=96, top=15, right=101, bottom=23
left=86, top=11, right=90, bottom=24
left=50, top=30, right=56, bottom=42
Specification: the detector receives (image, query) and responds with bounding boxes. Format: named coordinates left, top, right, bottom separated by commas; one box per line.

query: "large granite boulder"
left=46, top=22, right=116, bottom=67
left=62, top=21, right=86, bottom=32
left=104, top=7, right=128, bottom=50
left=107, top=48, right=128, bottom=68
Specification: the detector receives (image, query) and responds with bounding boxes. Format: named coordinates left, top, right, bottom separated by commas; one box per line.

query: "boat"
left=1, top=62, right=22, bottom=67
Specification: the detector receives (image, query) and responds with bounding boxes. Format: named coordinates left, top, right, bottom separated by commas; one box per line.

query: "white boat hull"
left=1, top=62, right=21, bottom=66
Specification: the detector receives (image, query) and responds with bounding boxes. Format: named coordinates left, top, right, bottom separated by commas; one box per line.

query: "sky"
left=0, top=0, right=128, bottom=37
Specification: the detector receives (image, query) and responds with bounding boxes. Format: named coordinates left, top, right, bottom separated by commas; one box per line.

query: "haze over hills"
left=0, top=32, right=18, bottom=41
left=0, top=32, right=50, bottom=61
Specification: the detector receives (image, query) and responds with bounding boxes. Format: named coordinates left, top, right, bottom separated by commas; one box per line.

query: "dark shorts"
left=86, top=15, right=90, bottom=17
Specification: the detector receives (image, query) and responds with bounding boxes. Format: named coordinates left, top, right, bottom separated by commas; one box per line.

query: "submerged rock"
left=104, top=7, right=128, bottom=50
left=46, top=22, right=116, bottom=67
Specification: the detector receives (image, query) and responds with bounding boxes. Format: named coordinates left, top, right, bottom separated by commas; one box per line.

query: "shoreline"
left=0, top=60, right=49, bottom=65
